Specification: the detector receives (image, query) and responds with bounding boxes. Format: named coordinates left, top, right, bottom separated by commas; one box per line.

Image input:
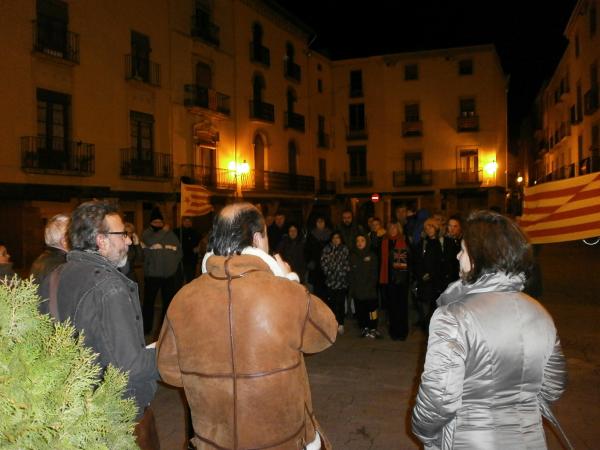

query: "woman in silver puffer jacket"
left=412, top=210, right=567, bottom=450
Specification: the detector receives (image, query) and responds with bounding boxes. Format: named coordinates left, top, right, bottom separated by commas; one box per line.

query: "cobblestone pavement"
left=152, top=241, right=600, bottom=449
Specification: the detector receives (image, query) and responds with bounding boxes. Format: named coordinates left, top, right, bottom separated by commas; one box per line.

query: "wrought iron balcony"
left=184, top=85, right=230, bottom=116
left=21, top=136, right=94, bottom=176
left=317, top=179, right=336, bottom=195
left=344, top=172, right=373, bottom=187
left=457, top=115, right=479, bottom=132
left=402, top=120, right=423, bottom=137
left=346, top=124, right=368, bottom=140
left=284, top=111, right=305, bottom=132
left=249, top=100, right=275, bottom=123
left=125, top=55, right=161, bottom=86
left=120, top=148, right=172, bottom=180
left=392, top=170, right=432, bottom=187
left=456, top=169, right=482, bottom=185
left=32, top=20, right=79, bottom=63
left=284, top=60, right=301, bottom=83
left=179, top=164, right=236, bottom=190
left=584, top=87, right=599, bottom=115
left=249, top=42, right=270, bottom=66
left=191, top=15, right=220, bottom=46
left=317, top=131, right=330, bottom=148
left=240, top=170, right=315, bottom=193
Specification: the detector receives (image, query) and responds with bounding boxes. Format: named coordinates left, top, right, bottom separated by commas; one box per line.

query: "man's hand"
left=273, top=254, right=291, bottom=275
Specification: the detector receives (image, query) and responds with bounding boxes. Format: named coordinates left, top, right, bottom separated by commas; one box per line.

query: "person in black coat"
left=276, top=223, right=307, bottom=283
left=305, top=216, right=331, bottom=301
left=349, top=234, right=379, bottom=338
left=414, top=218, right=445, bottom=332
left=441, top=214, right=463, bottom=290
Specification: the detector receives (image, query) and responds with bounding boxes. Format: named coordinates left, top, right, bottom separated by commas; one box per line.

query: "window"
left=130, top=111, right=154, bottom=158
left=458, top=149, right=479, bottom=181
left=591, top=62, right=598, bottom=87
left=252, top=22, right=263, bottom=46
left=348, top=145, right=367, bottom=177
left=37, top=88, right=71, bottom=152
left=36, top=0, right=68, bottom=56
left=404, top=103, right=420, bottom=122
left=591, top=3, right=597, bottom=37
left=317, top=78, right=323, bottom=93
left=349, top=104, right=365, bottom=130
left=592, top=124, right=600, bottom=148
left=318, top=115, right=325, bottom=133
left=575, top=34, right=580, bottom=58
left=196, top=62, right=212, bottom=88
left=350, top=70, right=363, bottom=97
left=288, top=140, right=297, bottom=175
left=286, top=88, right=297, bottom=113
left=405, top=64, right=418, bottom=80
left=577, top=81, right=583, bottom=121
left=458, top=59, right=473, bottom=75
left=192, top=0, right=219, bottom=46
left=131, top=31, right=151, bottom=82
left=460, top=98, right=476, bottom=117
left=405, top=152, right=422, bottom=174
left=252, top=73, right=265, bottom=101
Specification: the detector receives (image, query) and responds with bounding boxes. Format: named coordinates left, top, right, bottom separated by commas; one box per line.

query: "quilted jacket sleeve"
left=156, top=316, right=184, bottom=387
left=539, top=334, right=567, bottom=403
left=412, top=305, right=468, bottom=447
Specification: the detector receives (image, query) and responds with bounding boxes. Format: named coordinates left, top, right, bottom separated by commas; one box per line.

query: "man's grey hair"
left=45, top=214, right=70, bottom=249
left=208, top=203, right=265, bottom=256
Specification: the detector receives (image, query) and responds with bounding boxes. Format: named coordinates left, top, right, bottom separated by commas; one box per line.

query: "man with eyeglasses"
left=39, top=200, right=160, bottom=449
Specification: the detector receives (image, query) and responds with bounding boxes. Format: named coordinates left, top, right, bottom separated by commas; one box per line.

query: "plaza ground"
left=152, top=240, right=600, bottom=449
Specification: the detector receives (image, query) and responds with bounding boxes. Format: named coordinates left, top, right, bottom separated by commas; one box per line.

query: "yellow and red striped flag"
left=519, top=172, right=600, bottom=244
left=181, top=182, right=214, bottom=217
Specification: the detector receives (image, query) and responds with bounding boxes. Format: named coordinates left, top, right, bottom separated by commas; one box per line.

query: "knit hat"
left=150, top=207, right=163, bottom=222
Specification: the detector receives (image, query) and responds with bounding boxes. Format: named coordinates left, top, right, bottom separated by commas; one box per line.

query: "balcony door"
left=36, top=0, right=68, bottom=55
left=37, top=88, right=70, bottom=168
left=458, top=149, right=478, bottom=183
left=196, top=144, right=216, bottom=186
left=253, top=134, right=265, bottom=189
left=405, top=152, right=423, bottom=184
left=131, top=31, right=150, bottom=81
left=130, top=111, right=154, bottom=176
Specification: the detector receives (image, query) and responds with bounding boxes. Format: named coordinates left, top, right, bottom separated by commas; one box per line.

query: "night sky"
left=274, top=0, right=579, bottom=141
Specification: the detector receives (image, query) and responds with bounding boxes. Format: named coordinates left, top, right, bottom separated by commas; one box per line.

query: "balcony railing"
left=191, top=15, right=220, bottom=46
left=344, top=172, right=373, bottom=187
left=317, top=179, right=336, bottom=195
left=249, top=42, right=270, bottom=66
left=317, top=131, right=330, bottom=148
left=179, top=164, right=236, bottom=190
left=456, top=169, right=482, bottom=185
left=284, top=111, right=305, bottom=132
left=346, top=123, right=368, bottom=140
left=240, top=170, right=315, bottom=193
left=184, top=85, right=231, bottom=116
left=392, top=170, right=433, bottom=187
left=284, top=60, right=301, bottom=82
left=21, top=136, right=94, bottom=176
left=579, top=149, right=600, bottom=176
left=402, top=120, right=423, bottom=137
left=32, top=20, right=80, bottom=63
left=249, top=100, right=275, bottom=123
left=457, top=115, right=479, bottom=132
left=584, top=87, right=599, bottom=115
left=125, top=55, right=161, bottom=86
left=120, top=148, right=172, bottom=179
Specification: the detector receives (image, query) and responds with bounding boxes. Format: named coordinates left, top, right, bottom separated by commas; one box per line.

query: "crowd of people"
left=265, top=207, right=467, bottom=341
left=0, top=200, right=567, bottom=450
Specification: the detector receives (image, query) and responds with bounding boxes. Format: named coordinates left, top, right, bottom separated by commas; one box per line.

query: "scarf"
left=201, top=247, right=300, bottom=282
left=437, top=271, right=525, bottom=307
left=379, top=237, right=407, bottom=284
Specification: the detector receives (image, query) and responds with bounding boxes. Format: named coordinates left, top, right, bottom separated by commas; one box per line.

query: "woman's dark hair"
left=330, top=231, right=343, bottom=244
left=462, top=210, right=533, bottom=283
left=69, top=200, right=117, bottom=251
left=208, top=203, right=265, bottom=256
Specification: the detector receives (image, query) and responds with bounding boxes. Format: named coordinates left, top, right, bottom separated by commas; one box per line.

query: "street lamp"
left=484, top=160, right=498, bottom=177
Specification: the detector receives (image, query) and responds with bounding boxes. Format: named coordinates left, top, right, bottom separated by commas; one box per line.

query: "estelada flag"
left=181, top=182, right=214, bottom=217
left=519, top=172, right=600, bottom=244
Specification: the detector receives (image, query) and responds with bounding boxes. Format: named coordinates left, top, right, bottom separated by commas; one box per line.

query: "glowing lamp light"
left=228, top=160, right=250, bottom=175
left=484, top=160, right=498, bottom=176
left=517, top=175, right=523, bottom=183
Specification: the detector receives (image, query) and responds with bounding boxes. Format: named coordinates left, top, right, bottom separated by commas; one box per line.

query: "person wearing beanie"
left=141, top=208, right=182, bottom=336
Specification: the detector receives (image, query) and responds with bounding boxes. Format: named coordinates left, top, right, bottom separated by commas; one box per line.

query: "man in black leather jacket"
left=40, top=200, right=159, bottom=424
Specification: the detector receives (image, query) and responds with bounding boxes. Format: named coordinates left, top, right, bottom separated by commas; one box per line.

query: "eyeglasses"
left=104, top=231, right=129, bottom=238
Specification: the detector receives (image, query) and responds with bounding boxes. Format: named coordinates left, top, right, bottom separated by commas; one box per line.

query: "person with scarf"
left=305, top=216, right=331, bottom=301
left=379, top=222, right=409, bottom=341
left=349, top=234, right=379, bottom=338
left=412, top=210, right=567, bottom=450
left=320, top=231, right=351, bottom=335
